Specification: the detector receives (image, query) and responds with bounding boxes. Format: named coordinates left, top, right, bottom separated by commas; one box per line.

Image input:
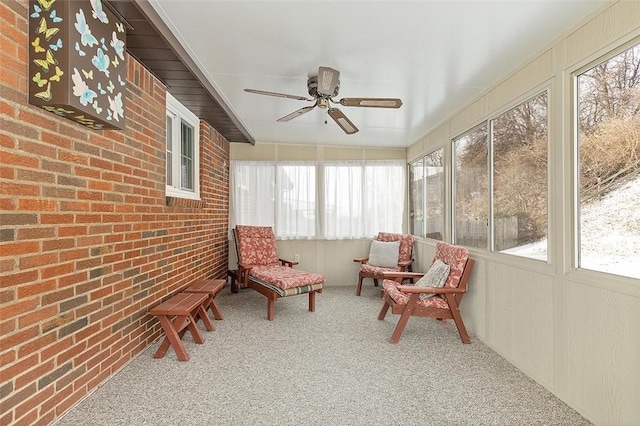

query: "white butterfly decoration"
left=71, top=68, right=97, bottom=106
left=90, top=0, right=109, bottom=24
left=108, top=92, right=124, bottom=122
left=75, top=9, right=98, bottom=47
left=110, top=31, right=125, bottom=61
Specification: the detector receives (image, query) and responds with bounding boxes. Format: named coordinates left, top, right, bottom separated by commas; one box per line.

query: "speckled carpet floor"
left=54, top=286, right=591, bottom=426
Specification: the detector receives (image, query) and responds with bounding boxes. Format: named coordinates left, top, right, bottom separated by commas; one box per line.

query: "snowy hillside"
left=505, top=176, right=640, bottom=279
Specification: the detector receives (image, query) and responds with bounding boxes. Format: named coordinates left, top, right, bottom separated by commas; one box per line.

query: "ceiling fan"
left=244, top=66, right=403, bottom=135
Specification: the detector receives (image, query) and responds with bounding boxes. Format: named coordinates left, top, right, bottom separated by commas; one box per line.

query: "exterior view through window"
left=576, top=41, right=640, bottom=279
left=454, top=124, right=488, bottom=249
left=409, top=149, right=444, bottom=240
left=409, top=157, right=424, bottom=237
left=492, top=92, right=548, bottom=260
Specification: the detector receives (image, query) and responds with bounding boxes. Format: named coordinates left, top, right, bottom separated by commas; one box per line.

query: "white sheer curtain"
left=230, top=159, right=405, bottom=240
left=363, top=161, right=405, bottom=235
left=323, top=160, right=405, bottom=238
left=323, top=162, right=364, bottom=239
left=229, top=161, right=275, bottom=231
left=275, top=163, right=317, bottom=239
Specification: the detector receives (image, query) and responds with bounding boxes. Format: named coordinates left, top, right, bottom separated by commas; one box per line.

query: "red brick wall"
left=0, top=2, right=230, bottom=425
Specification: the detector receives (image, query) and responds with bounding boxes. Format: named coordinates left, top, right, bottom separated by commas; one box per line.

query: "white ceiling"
left=148, top=0, right=607, bottom=148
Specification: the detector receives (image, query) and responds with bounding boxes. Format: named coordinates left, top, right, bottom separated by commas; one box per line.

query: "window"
left=230, top=161, right=275, bottom=227
left=276, top=164, right=316, bottom=239
left=409, top=149, right=444, bottom=240
left=492, top=92, right=548, bottom=260
left=230, top=160, right=405, bottom=239
left=575, top=41, right=640, bottom=279
left=453, top=124, right=488, bottom=249
left=409, top=158, right=424, bottom=237
left=166, top=93, right=200, bottom=200
left=424, top=149, right=445, bottom=240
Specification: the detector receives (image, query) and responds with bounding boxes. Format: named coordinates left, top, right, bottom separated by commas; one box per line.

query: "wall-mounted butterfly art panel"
left=28, top=0, right=126, bottom=130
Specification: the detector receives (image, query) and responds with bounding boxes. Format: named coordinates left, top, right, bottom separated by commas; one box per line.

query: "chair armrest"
left=380, top=271, right=425, bottom=280
left=237, top=262, right=253, bottom=272
left=353, top=257, right=368, bottom=264
left=279, top=258, right=298, bottom=267
left=397, top=285, right=466, bottom=295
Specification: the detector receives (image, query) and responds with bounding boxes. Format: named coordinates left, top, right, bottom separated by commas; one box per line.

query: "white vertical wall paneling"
left=566, top=282, right=640, bottom=425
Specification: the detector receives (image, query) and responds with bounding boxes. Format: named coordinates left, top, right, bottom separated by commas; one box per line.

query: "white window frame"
left=166, top=92, right=200, bottom=200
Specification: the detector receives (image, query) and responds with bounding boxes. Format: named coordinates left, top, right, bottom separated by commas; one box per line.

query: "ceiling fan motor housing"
left=307, top=76, right=340, bottom=99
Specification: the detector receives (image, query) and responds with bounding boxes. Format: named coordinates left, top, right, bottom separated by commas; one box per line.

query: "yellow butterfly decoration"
left=37, top=17, right=59, bottom=41
left=116, top=22, right=124, bottom=33
left=82, top=69, right=93, bottom=80
left=50, top=66, right=63, bottom=82
left=32, top=72, right=48, bottom=88
left=33, top=49, right=57, bottom=72
left=31, top=37, right=45, bottom=53
left=56, top=107, right=75, bottom=115
left=34, top=82, right=52, bottom=101
left=36, top=0, right=56, bottom=11
left=111, top=57, right=119, bottom=67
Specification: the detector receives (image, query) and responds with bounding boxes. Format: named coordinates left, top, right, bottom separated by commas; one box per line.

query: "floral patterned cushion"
left=432, top=242, right=468, bottom=289
left=382, top=279, right=449, bottom=310
left=360, top=263, right=402, bottom=277
left=251, top=265, right=325, bottom=290
left=377, top=232, right=414, bottom=263
left=235, top=225, right=279, bottom=266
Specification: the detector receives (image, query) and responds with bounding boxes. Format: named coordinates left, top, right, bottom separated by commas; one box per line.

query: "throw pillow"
left=367, top=240, right=400, bottom=268
left=415, top=259, right=450, bottom=300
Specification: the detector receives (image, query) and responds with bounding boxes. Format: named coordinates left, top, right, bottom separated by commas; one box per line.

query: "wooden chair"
left=377, top=241, right=475, bottom=344
left=353, top=232, right=414, bottom=296
left=233, top=225, right=324, bottom=320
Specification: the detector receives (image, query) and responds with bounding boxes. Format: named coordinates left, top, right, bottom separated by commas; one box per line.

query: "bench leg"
left=186, top=313, right=205, bottom=344
left=194, top=303, right=215, bottom=332
left=210, top=299, right=224, bottom=320
left=155, top=315, right=190, bottom=361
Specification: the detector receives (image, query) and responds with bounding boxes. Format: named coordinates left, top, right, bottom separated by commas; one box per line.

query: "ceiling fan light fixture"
left=317, top=66, right=340, bottom=97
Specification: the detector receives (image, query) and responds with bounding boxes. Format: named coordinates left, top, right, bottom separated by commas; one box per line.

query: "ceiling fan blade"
left=339, top=97, right=403, bottom=108
left=317, top=66, right=340, bottom=97
left=328, top=108, right=359, bottom=135
left=244, top=88, right=312, bottom=102
left=277, top=105, right=316, bottom=122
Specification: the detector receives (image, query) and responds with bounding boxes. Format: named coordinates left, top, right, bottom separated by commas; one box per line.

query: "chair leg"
left=377, top=300, right=390, bottom=320
left=356, top=273, right=364, bottom=296
left=389, top=294, right=419, bottom=344
left=266, top=295, right=276, bottom=321
left=308, top=291, right=316, bottom=312
left=445, top=294, right=471, bottom=344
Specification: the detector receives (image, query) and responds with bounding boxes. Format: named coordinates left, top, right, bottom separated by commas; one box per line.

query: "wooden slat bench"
left=150, top=292, right=209, bottom=361
left=183, top=279, right=226, bottom=328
